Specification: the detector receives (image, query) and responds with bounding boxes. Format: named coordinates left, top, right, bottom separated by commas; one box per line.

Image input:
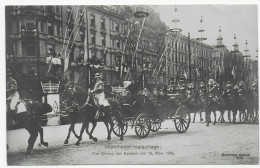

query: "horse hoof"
left=120, top=137, right=123, bottom=141
left=42, top=142, right=48, bottom=147
left=93, top=138, right=98, bottom=142
left=75, top=142, right=80, bottom=146
left=213, top=122, right=216, bottom=125
left=64, top=140, right=69, bottom=144
left=107, top=137, right=111, bottom=141
left=26, top=150, right=31, bottom=155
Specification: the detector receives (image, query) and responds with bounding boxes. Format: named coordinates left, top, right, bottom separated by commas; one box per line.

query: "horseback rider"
left=6, top=69, right=20, bottom=126
left=252, top=79, right=258, bottom=97
left=208, top=79, right=219, bottom=103
left=225, top=81, right=233, bottom=96
left=237, top=81, right=246, bottom=96
left=199, top=81, right=207, bottom=97
left=92, top=73, right=110, bottom=119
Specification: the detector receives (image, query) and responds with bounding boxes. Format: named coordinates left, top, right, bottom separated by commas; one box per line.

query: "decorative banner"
left=64, top=57, right=69, bottom=73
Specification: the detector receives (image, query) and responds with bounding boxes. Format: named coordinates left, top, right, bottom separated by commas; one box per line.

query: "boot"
left=94, top=110, right=100, bottom=119
left=10, top=110, right=18, bottom=126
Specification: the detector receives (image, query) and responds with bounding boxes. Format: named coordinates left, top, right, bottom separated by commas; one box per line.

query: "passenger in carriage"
left=186, top=83, right=194, bottom=99
left=177, top=77, right=186, bottom=95
left=123, top=81, right=132, bottom=105
left=158, top=86, right=170, bottom=101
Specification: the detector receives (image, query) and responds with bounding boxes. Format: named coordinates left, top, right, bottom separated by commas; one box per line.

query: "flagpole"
left=188, top=32, right=191, bottom=83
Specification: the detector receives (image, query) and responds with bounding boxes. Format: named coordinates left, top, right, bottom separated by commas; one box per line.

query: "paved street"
left=7, top=112, right=259, bottom=165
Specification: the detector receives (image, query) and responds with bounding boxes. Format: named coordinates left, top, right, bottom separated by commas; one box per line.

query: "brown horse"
left=62, top=83, right=124, bottom=146
left=10, top=99, right=52, bottom=155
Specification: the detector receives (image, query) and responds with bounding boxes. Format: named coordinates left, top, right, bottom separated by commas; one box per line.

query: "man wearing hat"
left=208, top=78, right=219, bottom=102
left=92, top=73, right=110, bottom=119
left=177, top=77, right=186, bottom=95
left=6, top=69, right=19, bottom=126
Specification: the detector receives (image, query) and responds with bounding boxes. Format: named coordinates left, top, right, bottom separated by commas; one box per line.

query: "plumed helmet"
left=208, top=79, right=214, bottom=85
left=188, top=83, right=194, bottom=89
left=199, top=81, right=205, bottom=88
left=94, top=73, right=102, bottom=78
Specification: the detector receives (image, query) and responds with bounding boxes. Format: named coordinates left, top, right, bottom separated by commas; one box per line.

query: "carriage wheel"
left=150, top=120, right=161, bottom=132
left=112, top=118, right=128, bottom=137
left=135, top=113, right=151, bottom=138
left=174, top=105, right=191, bottom=133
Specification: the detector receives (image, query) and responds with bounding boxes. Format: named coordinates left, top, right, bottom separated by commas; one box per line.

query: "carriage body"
left=112, top=88, right=191, bottom=138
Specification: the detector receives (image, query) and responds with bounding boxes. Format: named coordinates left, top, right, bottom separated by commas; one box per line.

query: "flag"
left=232, top=66, right=236, bottom=79
left=103, top=45, right=107, bottom=54
left=208, top=66, right=212, bottom=72
left=64, top=57, right=69, bottom=73
left=218, top=66, right=221, bottom=74
left=183, top=70, right=187, bottom=79
left=195, top=68, right=200, bottom=77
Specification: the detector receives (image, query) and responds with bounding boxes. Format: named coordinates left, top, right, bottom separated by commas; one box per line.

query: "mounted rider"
left=6, top=69, right=20, bottom=125
left=208, top=79, right=219, bottom=103
left=92, top=73, right=110, bottom=119
left=225, top=81, right=233, bottom=96
left=198, top=81, right=207, bottom=97
left=252, top=79, right=258, bottom=97
left=237, top=81, right=246, bottom=96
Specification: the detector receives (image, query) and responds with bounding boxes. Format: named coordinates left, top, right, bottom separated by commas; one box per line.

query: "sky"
left=150, top=5, right=258, bottom=60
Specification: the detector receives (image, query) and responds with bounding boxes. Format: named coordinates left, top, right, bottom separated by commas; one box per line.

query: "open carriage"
left=112, top=76, right=191, bottom=138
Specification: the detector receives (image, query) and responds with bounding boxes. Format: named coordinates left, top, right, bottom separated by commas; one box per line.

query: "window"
left=101, top=35, right=106, bottom=46
left=56, top=6, right=60, bottom=14
left=27, top=45, right=36, bottom=56
left=48, top=22, right=54, bottom=35
left=101, top=18, right=105, bottom=29
left=90, top=15, right=95, bottom=26
left=67, top=7, right=72, bottom=19
left=116, top=39, right=120, bottom=49
left=115, top=23, right=119, bottom=32
left=46, top=6, right=53, bottom=13
left=57, top=25, right=61, bottom=37
left=41, top=21, right=44, bottom=33
left=91, top=33, right=96, bottom=44
left=80, top=31, right=85, bottom=42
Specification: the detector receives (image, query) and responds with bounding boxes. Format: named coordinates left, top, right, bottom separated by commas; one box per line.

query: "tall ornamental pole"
left=188, top=32, right=191, bottom=82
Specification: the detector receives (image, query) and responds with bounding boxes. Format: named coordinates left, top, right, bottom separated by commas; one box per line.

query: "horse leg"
left=193, top=112, right=196, bottom=123
left=233, top=110, right=237, bottom=123
left=104, top=121, right=111, bottom=141
left=228, top=110, right=231, bottom=122
left=64, top=122, right=76, bottom=144
left=38, top=127, right=48, bottom=147
left=26, top=129, right=38, bottom=155
left=75, top=120, right=87, bottom=146
left=86, top=122, right=98, bottom=142
left=213, top=110, right=216, bottom=125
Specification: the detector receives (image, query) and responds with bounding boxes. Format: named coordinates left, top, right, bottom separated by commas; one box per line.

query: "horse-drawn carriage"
left=111, top=84, right=191, bottom=138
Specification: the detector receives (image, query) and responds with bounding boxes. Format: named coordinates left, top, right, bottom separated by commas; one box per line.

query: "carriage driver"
left=92, top=73, right=110, bottom=119
left=6, top=69, right=20, bottom=125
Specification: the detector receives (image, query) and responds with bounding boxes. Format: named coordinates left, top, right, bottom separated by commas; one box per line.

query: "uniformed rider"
left=198, top=81, right=207, bottom=97
left=6, top=69, right=20, bottom=125
left=225, top=81, right=233, bottom=96
left=186, top=83, right=194, bottom=99
left=92, top=73, right=110, bottom=119
left=252, top=79, right=258, bottom=97
left=237, top=81, right=246, bottom=96
left=208, top=79, right=218, bottom=102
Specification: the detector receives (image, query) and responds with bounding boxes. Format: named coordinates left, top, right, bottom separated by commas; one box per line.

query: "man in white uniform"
left=92, top=73, right=110, bottom=119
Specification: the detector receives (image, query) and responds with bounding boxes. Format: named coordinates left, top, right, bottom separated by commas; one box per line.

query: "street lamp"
left=196, top=16, right=207, bottom=83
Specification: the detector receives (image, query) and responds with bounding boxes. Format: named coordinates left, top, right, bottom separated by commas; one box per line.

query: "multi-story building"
left=211, top=28, right=230, bottom=85
left=165, top=32, right=213, bottom=88
left=6, top=5, right=168, bottom=89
